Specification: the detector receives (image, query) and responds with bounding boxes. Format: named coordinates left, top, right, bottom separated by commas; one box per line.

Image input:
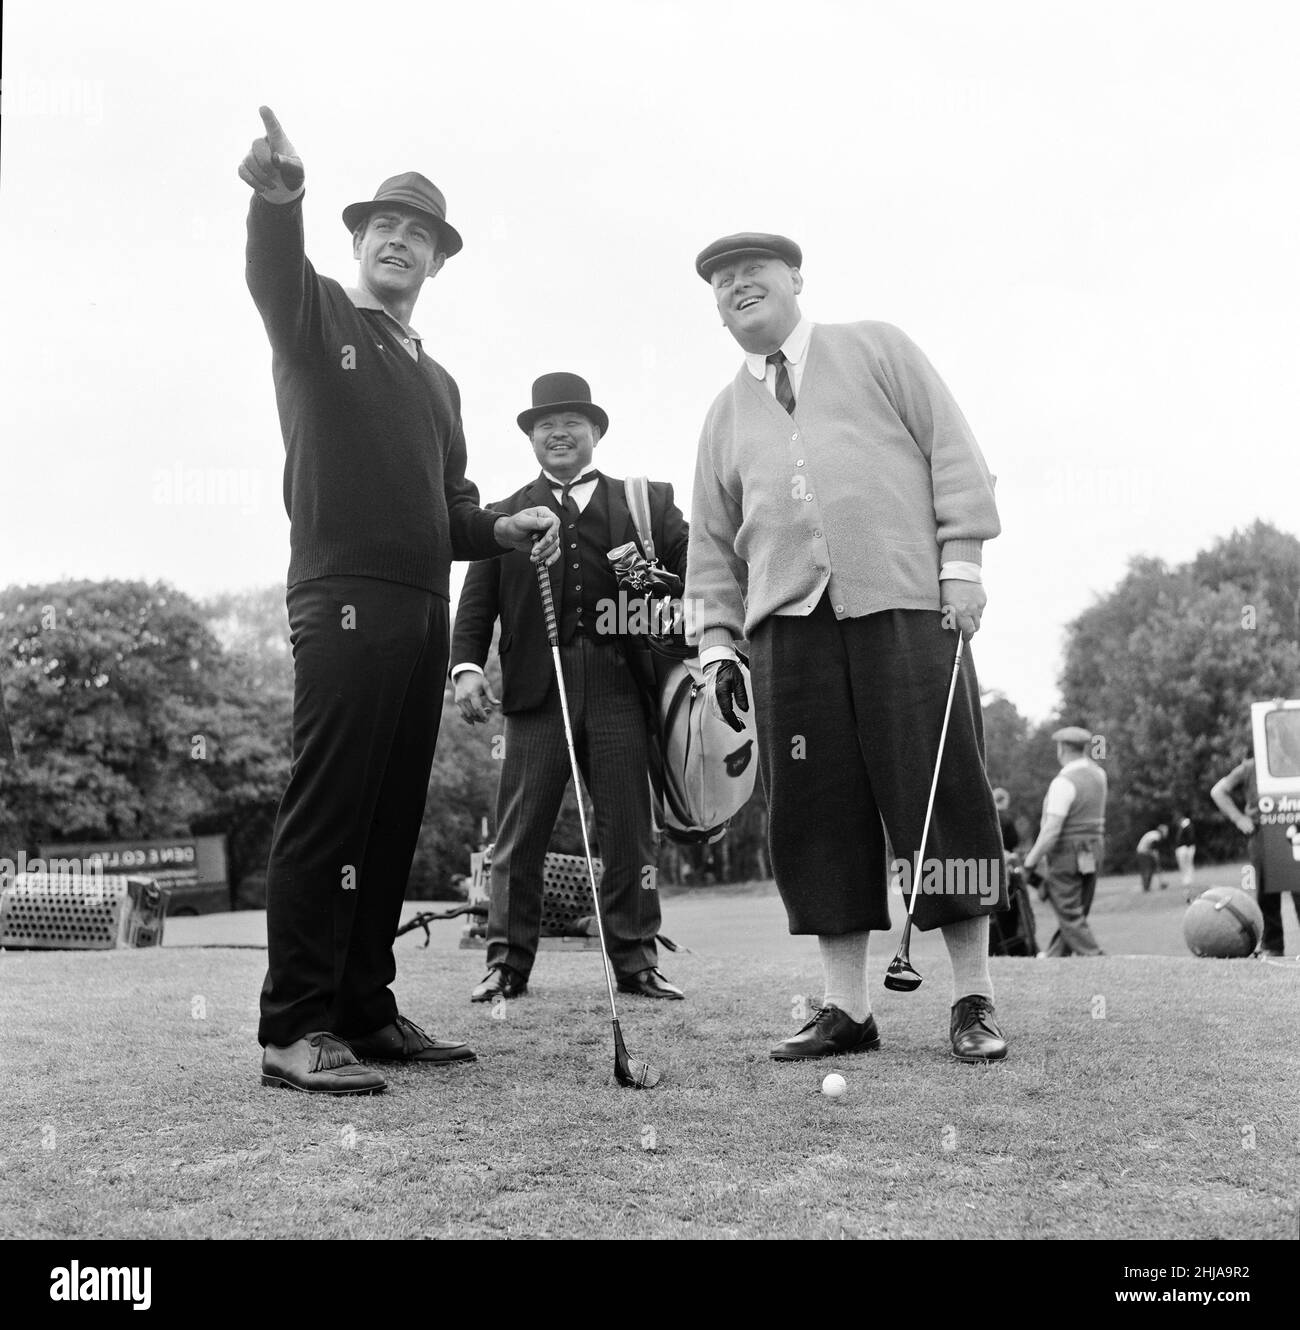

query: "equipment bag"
left=624, top=478, right=758, bottom=843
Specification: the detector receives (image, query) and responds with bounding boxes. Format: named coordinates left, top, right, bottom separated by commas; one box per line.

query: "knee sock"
left=818, top=931, right=870, bottom=1022
left=941, top=915, right=993, bottom=1003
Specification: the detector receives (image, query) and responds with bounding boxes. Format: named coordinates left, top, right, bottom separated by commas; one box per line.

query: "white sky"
left=2, top=0, right=1297, bottom=721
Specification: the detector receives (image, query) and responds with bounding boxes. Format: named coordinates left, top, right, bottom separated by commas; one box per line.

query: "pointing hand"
left=238, top=105, right=305, bottom=202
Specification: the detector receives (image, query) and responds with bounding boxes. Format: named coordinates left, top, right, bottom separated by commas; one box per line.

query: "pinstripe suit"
left=451, top=472, right=688, bottom=978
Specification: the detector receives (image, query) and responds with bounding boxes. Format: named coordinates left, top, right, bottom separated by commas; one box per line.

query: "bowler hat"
left=695, top=232, right=802, bottom=281
left=517, top=372, right=609, bottom=436
left=1052, top=725, right=1093, bottom=747
left=342, top=172, right=463, bottom=257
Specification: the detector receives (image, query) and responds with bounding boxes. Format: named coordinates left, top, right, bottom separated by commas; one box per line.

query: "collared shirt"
left=544, top=468, right=599, bottom=514
left=345, top=287, right=422, bottom=361
left=744, top=316, right=815, bottom=399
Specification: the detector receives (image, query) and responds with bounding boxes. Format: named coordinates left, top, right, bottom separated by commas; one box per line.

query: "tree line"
left=1, top=521, right=1295, bottom=899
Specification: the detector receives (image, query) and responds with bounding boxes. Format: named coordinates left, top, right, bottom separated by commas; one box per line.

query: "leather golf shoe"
left=261, top=1032, right=388, bottom=1094
left=470, top=965, right=528, bottom=1003
left=616, top=967, right=684, bottom=1000
left=347, top=1014, right=476, bottom=1064
left=950, top=995, right=1007, bottom=1062
left=770, top=1005, right=881, bottom=1061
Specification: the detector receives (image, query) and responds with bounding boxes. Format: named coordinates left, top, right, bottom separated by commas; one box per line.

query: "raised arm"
left=240, top=106, right=318, bottom=349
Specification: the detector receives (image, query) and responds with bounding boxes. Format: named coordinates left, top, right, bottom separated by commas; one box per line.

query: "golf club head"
left=613, top=1022, right=662, bottom=1089
left=615, top=1055, right=663, bottom=1089
left=883, top=957, right=923, bottom=992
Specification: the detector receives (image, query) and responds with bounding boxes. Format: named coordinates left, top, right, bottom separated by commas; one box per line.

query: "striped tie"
left=766, top=350, right=796, bottom=414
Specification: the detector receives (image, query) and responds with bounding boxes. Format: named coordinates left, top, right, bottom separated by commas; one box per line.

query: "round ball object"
left=1183, top=886, right=1264, bottom=958
left=821, top=1072, right=847, bottom=1098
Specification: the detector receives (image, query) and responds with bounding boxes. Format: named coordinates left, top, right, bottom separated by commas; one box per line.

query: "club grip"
left=534, top=560, right=560, bottom=647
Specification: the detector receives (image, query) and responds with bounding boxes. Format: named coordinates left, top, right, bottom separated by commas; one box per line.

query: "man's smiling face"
left=710, top=253, right=803, bottom=353
left=530, top=412, right=599, bottom=482
left=353, top=207, right=445, bottom=301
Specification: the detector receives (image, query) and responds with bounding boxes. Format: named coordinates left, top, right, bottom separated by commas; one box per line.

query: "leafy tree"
left=1058, top=523, right=1300, bottom=867
left=981, top=691, right=1060, bottom=845
left=0, top=581, right=224, bottom=849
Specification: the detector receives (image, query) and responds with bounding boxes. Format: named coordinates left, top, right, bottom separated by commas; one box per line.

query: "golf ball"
left=821, top=1073, right=847, bottom=1098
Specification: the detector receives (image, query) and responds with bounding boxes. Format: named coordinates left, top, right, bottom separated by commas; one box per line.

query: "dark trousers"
left=1253, top=837, right=1300, bottom=954
left=488, top=636, right=659, bottom=979
left=1042, top=840, right=1105, bottom=956
left=749, top=600, right=1005, bottom=935
left=1136, top=850, right=1160, bottom=891
left=259, top=576, right=449, bottom=1047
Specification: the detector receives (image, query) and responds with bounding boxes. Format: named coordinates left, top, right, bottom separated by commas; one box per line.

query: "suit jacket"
left=451, top=472, right=689, bottom=715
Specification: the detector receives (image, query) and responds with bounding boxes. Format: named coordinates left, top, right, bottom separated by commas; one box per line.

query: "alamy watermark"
left=152, top=464, right=262, bottom=514
left=889, top=856, right=1002, bottom=904
left=592, top=590, right=701, bottom=639
left=3, top=77, right=105, bottom=125
left=0, top=851, right=107, bottom=891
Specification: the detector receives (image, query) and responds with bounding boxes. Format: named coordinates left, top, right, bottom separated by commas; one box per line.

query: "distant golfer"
left=451, top=373, right=689, bottom=1004
left=686, top=233, right=1008, bottom=1063
left=1021, top=726, right=1107, bottom=956
left=1135, top=824, right=1169, bottom=893
left=240, top=107, right=560, bottom=1094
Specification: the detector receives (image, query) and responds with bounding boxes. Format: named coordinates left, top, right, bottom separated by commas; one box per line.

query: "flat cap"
left=695, top=232, right=802, bottom=281
left=1052, top=725, right=1093, bottom=747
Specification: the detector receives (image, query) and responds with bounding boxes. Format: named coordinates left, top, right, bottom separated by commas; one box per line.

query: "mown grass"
left=2, top=872, right=1296, bottom=1240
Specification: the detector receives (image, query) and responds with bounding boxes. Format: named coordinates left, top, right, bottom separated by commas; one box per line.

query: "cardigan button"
left=804, top=495, right=813, bottom=502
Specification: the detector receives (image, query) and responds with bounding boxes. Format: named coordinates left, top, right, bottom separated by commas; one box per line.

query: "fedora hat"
left=695, top=232, right=802, bottom=281
left=517, top=372, right=609, bottom=436
left=341, top=172, right=463, bottom=257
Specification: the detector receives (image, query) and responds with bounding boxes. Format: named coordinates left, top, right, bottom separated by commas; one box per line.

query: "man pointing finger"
left=241, top=106, right=558, bottom=1096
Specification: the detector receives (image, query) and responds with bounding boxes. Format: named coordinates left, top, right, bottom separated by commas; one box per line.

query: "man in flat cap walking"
left=687, top=232, right=1009, bottom=1062
left=1022, top=726, right=1108, bottom=957
left=451, top=373, right=689, bottom=1004
left=240, top=107, right=560, bottom=1094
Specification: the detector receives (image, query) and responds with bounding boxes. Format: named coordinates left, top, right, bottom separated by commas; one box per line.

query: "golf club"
left=884, top=630, right=966, bottom=992
left=534, top=561, right=662, bottom=1089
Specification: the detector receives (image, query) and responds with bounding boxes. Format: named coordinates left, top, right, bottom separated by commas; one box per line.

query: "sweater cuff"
left=697, top=626, right=738, bottom=655
left=250, top=189, right=305, bottom=220
left=940, top=539, right=983, bottom=567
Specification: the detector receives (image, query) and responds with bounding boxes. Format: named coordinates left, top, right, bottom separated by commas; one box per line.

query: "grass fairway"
left=1, top=870, right=1297, bottom=1240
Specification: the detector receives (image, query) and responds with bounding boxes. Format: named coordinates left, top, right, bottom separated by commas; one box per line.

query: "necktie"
left=766, top=350, right=796, bottom=414
left=558, top=471, right=596, bottom=518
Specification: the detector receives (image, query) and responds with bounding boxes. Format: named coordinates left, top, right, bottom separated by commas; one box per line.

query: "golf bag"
left=651, top=656, right=758, bottom=844
left=989, top=860, right=1039, bottom=957
left=620, top=477, right=758, bottom=844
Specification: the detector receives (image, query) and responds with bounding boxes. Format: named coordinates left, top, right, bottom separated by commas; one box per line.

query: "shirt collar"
left=542, top=469, right=600, bottom=489
left=345, top=286, right=423, bottom=341
left=744, top=317, right=814, bottom=380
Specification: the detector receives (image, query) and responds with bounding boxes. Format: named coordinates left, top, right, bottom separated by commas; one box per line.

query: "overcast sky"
left=2, top=0, right=1297, bottom=720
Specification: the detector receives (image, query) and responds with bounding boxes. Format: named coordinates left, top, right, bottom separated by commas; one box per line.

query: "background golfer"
left=685, top=233, right=1008, bottom=1063
left=241, top=107, right=560, bottom=1095
left=1022, top=725, right=1107, bottom=957
left=451, top=373, right=689, bottom=1005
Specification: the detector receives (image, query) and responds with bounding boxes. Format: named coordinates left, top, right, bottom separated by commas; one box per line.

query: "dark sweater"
left=245, top=192, right=504, bottom=594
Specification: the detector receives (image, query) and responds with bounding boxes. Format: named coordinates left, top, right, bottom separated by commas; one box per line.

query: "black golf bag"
left=989, top=860, right=1039, bottom=957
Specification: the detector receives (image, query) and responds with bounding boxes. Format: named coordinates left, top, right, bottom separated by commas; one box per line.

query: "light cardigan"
left=686, top=320, right=1000, bottom=652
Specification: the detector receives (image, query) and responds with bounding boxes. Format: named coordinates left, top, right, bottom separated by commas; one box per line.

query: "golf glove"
left=704, top=659, right=750, bottom=733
